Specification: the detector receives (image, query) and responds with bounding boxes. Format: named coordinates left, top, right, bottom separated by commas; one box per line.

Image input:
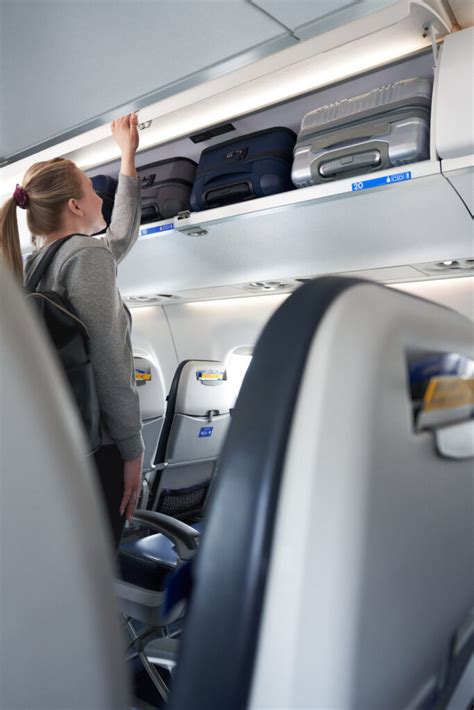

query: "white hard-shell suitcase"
left=292, top=77, right=432, bottom=187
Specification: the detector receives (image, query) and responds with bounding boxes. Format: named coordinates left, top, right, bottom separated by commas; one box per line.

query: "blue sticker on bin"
left=140, top=223, right=174, bottom=236
left=199, top=427, right=214, bottom=438
left=352, top=171, right=412, bottom=191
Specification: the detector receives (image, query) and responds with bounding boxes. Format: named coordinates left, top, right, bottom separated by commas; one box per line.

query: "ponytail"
left=0, top=158, right=83, bottom=283
left=0, top=196, right=23, bottom=282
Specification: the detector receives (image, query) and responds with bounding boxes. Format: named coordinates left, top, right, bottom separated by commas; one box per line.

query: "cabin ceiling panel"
left=0, top=0, right=293, bottom=164
left=252, top=0, right=399, bottom=38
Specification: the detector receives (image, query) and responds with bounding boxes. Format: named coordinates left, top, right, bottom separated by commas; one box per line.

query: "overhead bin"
left=434, top=27, right=474, bottom=216
left=441, top=155, right=474, bottom=216
left=116, top=21, right=473, bottom=298
left=117, top=159, right=472, bottom=296
left=435, top=27, right=474, bottom=159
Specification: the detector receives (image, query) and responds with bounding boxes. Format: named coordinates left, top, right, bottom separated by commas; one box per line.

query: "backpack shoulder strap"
left=25, top=234, right=77, bottom=293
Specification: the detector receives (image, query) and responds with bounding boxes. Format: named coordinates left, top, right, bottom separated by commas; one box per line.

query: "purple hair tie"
left=13, top=184, right=29, bottom=209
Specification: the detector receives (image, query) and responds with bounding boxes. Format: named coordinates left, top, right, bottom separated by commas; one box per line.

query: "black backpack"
left=24, top=236, right=102, bottom=453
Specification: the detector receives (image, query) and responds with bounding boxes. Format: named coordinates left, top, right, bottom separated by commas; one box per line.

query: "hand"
left=120, top=453, right=144, bottom=521
left=111, top=113, right=139, bottom=158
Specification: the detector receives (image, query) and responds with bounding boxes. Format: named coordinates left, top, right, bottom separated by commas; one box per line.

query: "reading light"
left=181, top=228, right=208, bottom=237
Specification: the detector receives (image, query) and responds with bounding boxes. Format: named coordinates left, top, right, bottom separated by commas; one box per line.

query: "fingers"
left=119, top=488, right=129, bottom=517
left=111, top=112, right=137, bottom=131
left=119, top=484, right=140, bottom=520
left=125, top=491, right=139, bottom=521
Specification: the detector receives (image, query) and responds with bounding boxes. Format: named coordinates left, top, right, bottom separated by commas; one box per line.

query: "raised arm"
left=103, top=113, right=141, bottom=263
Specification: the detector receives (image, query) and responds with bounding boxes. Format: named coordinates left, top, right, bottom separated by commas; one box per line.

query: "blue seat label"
left=199, top=426, right=214, bottom=438
left=352, top=171, right=412, bottom=191
left=139, top=223, right=174, bottom=236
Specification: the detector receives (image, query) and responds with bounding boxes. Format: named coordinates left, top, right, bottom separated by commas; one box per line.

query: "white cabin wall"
left=392, top=277, right=474, bottom=320
left=130, top=294, right=286, bottom=395
left=130, top=305, right=179, bottom=392
left=162, top=294, right=288, bottom=364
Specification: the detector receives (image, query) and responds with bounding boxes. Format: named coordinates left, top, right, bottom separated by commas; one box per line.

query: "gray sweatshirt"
left=24, top=174, right=144, bottom=460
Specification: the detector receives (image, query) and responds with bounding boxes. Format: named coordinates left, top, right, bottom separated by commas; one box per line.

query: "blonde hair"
left=0, top=158, right=84, bottom=282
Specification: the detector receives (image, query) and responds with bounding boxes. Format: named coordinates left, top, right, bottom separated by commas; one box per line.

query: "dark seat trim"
left=168, top=276, right=371, bottom=710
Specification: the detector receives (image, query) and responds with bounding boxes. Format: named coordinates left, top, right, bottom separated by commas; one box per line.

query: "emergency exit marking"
left=352, top=171, right=412, bottom=191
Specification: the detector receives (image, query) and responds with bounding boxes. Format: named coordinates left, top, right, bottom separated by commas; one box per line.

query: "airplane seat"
left=115, top=509, right=200, bottom=703
left=133, top=353, right=166, bottom=510
left=148, top=359, right=232, bottom=520
left=166, top=276, right=474, bottom=710
left=0, top=263, right=130, bottom=709
left=115, top=358, right=231, bottom=698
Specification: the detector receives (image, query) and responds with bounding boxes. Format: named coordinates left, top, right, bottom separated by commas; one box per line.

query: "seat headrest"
left=134, top=354, right=166, bottom=420
left=174, top=360, right=232, bottom=416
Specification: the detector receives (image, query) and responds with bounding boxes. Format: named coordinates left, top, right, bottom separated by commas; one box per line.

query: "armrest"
left=131, top=511, right=200, bottom=561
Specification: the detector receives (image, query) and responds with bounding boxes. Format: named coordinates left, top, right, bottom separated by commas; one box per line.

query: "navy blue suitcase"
left=91, top=174, right=118, bottom=233
left=189, top=127, right=296, bottom=211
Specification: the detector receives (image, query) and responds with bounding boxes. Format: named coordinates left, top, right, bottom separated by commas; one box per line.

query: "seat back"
left=150, top=360, right=232, bottom=518
left=168, top=277, right=474, bottom=710
left=134, top=353, right=166, bottom=509
left=0, top=264, right=129, bottom=709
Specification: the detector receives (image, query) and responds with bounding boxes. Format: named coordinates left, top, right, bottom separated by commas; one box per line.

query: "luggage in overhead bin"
left=189, top=126, right=296, bottom=211
left=137, top=157, right=197, bottom=223
left=91, top=174, right=118, bottom=232
left=291, top=77, right=432, bottom=187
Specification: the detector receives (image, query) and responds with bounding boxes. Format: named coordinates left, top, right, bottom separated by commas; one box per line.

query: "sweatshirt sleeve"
left=61, top=245, right=144, bottom=460
left=102, top=173, right=141, bottom=264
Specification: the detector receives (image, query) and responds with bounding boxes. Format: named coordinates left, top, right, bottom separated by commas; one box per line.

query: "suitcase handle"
left=141, top=204, right=161, bottom=223
left=204, top=182, right=252, bottom=208
left=311, top=140, right=390, bottom=182
left=140, top=173, right=156, bottom=188
left=319, top=149, right=382, bottom=178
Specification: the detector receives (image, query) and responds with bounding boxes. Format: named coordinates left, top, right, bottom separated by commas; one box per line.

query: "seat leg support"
left=122, top=615, right=170, bottom=702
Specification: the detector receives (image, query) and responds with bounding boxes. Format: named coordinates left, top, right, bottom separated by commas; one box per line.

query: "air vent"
left=415, top=258, right=474, bottom=275
left=124, top=293, right=176, bottom=305
left=189, top=123, right=235, bottom=144
left=243, top=281, right=289, bottom=292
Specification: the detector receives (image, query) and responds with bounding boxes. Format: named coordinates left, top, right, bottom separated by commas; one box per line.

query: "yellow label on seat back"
left=135, top=368, right=152, bottom=382
left=196, top=370, right=225, bottom=382
left=423, top=376, right=474, bottom=412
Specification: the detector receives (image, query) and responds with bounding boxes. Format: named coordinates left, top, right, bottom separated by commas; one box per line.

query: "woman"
left=0, top=113, right=144, bottom=548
